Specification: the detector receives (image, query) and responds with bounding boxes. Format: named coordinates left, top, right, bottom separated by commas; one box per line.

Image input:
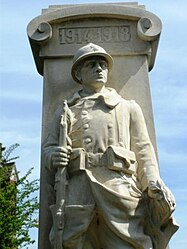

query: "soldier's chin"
left=93, top=81, right=106, bottom=88
left=94, top=78, right=107, bottom=84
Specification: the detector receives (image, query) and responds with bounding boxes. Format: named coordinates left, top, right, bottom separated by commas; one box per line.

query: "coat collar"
left=67, top=87, right=121, bottom=108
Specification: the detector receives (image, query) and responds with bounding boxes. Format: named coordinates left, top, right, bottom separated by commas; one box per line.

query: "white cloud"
left=154, top=85, right=187, bottom=107
left=0, top=63, right=38, bottom=76
left=16, top=147, right=41, bottom=179
left=144, top=0, right=187, bottom=23
left=0, top=87, right=42, bottom=103
left=0, top=131, right=40, bottom=147
left=158, top=149, right=187, bottom=166
left=155, top=115, right=187, bottom=139
left=0, top=116, right=41, bottom=129
left=157, top=126, right=187, bottom=139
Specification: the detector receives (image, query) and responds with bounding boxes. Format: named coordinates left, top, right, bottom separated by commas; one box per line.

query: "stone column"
left=27, top=3, right=162, bottom=248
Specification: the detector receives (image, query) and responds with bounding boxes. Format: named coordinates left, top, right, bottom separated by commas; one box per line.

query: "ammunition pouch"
left=67, top=148, right=86, bottom=176
left=103, top=145, right=137, bottom=175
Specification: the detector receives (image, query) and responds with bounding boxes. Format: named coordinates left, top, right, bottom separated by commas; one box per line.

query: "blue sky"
left=0, top=1, right=187, bottom=248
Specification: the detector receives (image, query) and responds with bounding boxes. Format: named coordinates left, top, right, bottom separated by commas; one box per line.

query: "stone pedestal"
left=27, top=3, right=162, bottom=248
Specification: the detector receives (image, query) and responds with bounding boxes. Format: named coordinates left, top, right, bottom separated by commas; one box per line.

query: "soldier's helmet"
left=71, top=43, right=113, bottom=84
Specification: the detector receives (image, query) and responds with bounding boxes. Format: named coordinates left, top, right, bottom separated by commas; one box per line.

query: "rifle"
left=50, top=100, right=71, bottom=249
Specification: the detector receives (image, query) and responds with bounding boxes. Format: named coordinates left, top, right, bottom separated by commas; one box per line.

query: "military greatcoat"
left=43, top=88, right=177, bottom=249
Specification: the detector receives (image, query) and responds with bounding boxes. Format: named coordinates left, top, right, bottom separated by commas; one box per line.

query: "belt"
left=68, top=146, right=137, bottom=176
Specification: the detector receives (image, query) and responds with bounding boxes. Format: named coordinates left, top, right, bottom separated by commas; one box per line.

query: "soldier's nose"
left=95, top=63, right=102, bottom=73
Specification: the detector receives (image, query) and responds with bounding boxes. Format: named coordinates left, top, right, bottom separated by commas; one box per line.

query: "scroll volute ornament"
left=29, top=22, right=52, bottom=44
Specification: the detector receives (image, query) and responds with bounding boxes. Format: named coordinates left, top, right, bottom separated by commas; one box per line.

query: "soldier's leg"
left=63, top=172, right=96, bottom=249
left=88, top=173, right=153, bottom=249
left=98, top=215, right=135, bottom=249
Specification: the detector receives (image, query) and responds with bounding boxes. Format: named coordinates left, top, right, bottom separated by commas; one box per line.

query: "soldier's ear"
left=74, top=69, right=82, bottom=83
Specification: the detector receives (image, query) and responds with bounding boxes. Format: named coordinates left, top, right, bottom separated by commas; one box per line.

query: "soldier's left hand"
left=148, top=180, right=176, bottom=211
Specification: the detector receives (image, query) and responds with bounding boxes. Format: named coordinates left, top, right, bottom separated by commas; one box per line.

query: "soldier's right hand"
left=51, top=146, right=71, bottom=169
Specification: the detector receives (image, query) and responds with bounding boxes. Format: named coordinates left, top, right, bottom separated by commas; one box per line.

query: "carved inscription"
left=59, top=26, right=131, bottom=44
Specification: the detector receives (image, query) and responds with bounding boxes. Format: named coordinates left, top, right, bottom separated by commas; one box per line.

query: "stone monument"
left=27, top=3, right=179, bottom=249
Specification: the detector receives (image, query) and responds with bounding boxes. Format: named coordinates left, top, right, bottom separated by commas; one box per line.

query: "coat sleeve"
left=42, top=106, right=63, bottom=172
left=129, top=100, right=160, bottom=191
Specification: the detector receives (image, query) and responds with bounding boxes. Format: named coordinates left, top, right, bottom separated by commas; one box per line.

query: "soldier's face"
left=79, top=56, right=108, bottom=89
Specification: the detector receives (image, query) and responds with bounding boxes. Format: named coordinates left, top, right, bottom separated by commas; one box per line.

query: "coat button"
left=85, top=137, right=92, bottom=144
left=83, top=123, right=89, bottom=129
left=82, top=110, right=88, bottom=115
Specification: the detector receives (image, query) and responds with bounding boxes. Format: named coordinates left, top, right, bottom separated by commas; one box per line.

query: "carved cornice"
left=27, top=4, right=162, bottom=75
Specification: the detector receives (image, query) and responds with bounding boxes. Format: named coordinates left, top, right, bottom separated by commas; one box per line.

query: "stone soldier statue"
left=43, top=43, right=178, bottom=249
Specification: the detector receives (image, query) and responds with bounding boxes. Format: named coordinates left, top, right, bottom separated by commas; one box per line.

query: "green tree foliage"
left=0, top=143, right=39, bottom=249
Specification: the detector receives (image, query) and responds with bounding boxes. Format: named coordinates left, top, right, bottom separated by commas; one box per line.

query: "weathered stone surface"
left=27, top=3, right=178, bottom=249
